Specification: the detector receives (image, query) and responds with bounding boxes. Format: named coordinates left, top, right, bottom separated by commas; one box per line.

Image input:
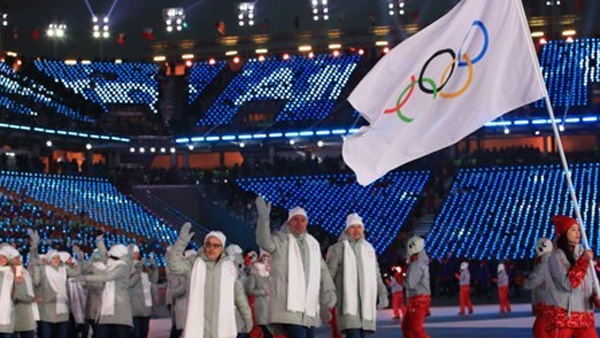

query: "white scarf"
left=68, top=278, right=87, bottom=324
left=22, top=269, right=40, bottom=321
left=342, top=240, right=377, bottom=321
left=100, top=259, right=126, bottom=316
left=141, top=272, right=153, bottom=307
left=184, top=257, right=237, bottom=338
left=287, top=233, right=321, bottom=317
left=44, top=265, right=69, bottom=315
left=0, top=266, right=13, bottom=325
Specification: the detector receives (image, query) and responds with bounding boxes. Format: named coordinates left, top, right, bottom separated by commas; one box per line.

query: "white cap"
left=46, top=250, right=60, bottom=261
left=497, top=263, right=505, bottom=272
left=460, top=262, right=469, bottom=270
left=287, top=207, right=308, bottom=223
left=131, top=245, right=140, bottom=253
left=184, top=249, right=197, bottom=258
left=345, top=213, right=364, bottom=230
left=108, top=244, right=128, bottom=258
left=58, top=251, right=71, bottom=263
left=0, top=246, right=19, bottom=259
left=226, top=244, right=242, bottom=257
left=536, top=238, right=553, bottom=257
left=407, top=236, right=425, bottom=256
left=205, top=231, right=226, bottom=246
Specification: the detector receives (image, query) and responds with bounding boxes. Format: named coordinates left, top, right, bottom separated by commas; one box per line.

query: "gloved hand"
left=73, top=246, right=84, bottom=260
left=255, top=196, right=272, bottom=219
left=178, top=223, right=195, bottom=243
left=244, top=317, right=254, bottom=333
left=27, top=229, right=40, bottom=248
left=377, top=293, right=389, bottom=310
left=324, top=290, right=337, bottom=309
left=319, top=305, right=331, bottom=325
left=148, top=252, right=157, bottom=266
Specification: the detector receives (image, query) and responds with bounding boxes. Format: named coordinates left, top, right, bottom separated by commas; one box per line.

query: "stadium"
left=0, top=0, right=598, bottom=337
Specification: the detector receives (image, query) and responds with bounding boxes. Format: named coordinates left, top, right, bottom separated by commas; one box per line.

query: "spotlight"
left=46, top=140, right=52, bottom=147
left=160, top=147, right=166, bottom=153
left=208, top=58, right=216, bottom=65
left=317, top=140, right=324, bottom=147
left=237, top=2, right=256, bottom=26
left=503, top=128, right=510, bottom=135
left=163, top=7, right=186, bottom=33
left=289, top=140, right=295, bottom=146
left=559, top=124, right=565, bottom=132
left=188, top=145, right=194, bottom=150
left=85, top=143, right=92, bottom=150
left=150, top=147, right=156, bottom=153
left=170, top=147, right=176, bottom=153
left=130, top=147, right=135, bottom=153
left=240, top=142, right=246, bottom=148
left=139, top=147, right=145, bottom=153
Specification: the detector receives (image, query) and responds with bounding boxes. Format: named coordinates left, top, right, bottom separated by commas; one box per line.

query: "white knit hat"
left=226, top=244, right=242, bottom=257
left=0, top=246, right=19, bottom=259
left=345, top=213, right=364, bottom=230
left=108, top=244, right=128, bottom=258
left=131, top=245, right=140, bottom=253
left=287, top=207, right=308, bottom=223
left=460, top=262, right=469, bottom=270
left=407, top=236, right=425, bottom=256
left=497, top=263, right=505, bottom=272
left=204, top=231, right=226, bottom=246
left=46, top=250, right=60, bottom=261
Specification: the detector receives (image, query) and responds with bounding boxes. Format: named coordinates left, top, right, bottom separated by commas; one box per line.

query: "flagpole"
left=543, top=95, right=600, bottom=294
left=514, top=0, right=600, bottom=295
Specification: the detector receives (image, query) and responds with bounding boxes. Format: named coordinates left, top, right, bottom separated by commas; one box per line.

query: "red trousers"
left=556, top=326, right=598, bottom=338
left=459, top=285, right=473, bottom=314
left=401, top=296, right=430, bottom=338
left=392, top=291, right=406, bottom=318
left=498, top=286, right=511, bottom=313
left=532, top=315, right=551, bottom=338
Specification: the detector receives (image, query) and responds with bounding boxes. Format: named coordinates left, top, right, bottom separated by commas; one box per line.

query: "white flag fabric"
left=343, top=0, right=546, bottom=186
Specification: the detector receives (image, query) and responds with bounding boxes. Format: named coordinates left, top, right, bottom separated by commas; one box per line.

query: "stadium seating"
left=0, top=171, right=177, bottom=265
left=34, top=60, right=159, bottom=114
left=0, top=62, right=93, bottom=122
left=428, top=163, right=600, bottom=260
left=537, top=38, right=600, bottom=108
left=236, top=171, right=430, bottom=253
left=188, top=60, right=226, bottom=104
left=197, top=54, right=360, bottom=126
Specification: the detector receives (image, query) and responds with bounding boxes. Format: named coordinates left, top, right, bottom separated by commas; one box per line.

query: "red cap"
left=551, top=215, right=578, bottom=238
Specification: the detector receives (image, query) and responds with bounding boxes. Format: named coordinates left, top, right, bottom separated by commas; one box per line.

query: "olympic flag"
left=343, top=0, right=547, bottom=186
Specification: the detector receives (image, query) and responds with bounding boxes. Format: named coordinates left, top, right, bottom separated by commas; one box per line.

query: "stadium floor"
left=147, top=303, right=600, bottom=337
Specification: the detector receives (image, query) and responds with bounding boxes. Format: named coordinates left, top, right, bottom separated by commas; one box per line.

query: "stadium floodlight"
left=237, top=2, right=256, bottom=26
left=310, top=0, right=329, bottom=21
left=47, top=23, right=67, bottom=38
left=92, top=16, right=110, bottom=39
left=1, top=12, right=7, bottom=27
left=163, top=7, right=186, bottom=32
left=388, top=0, right=405, bottom=16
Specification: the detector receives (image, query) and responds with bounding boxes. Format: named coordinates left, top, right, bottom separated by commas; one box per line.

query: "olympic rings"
left=385, top=75, right=437, bottom=123
left=384, top=20, right=489, bottom=123
left=418, top=49, right=456, bottom=95
left=457, top=20, right=489, bottom=67
left=439, top=53, right=473, bottom=99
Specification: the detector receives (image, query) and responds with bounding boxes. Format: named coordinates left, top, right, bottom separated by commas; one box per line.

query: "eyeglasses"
left=204, top=243, right=223, bottom=249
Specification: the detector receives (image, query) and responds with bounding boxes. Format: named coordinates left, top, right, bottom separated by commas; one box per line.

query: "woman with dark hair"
left=547, top=215, right=599, bottom=338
